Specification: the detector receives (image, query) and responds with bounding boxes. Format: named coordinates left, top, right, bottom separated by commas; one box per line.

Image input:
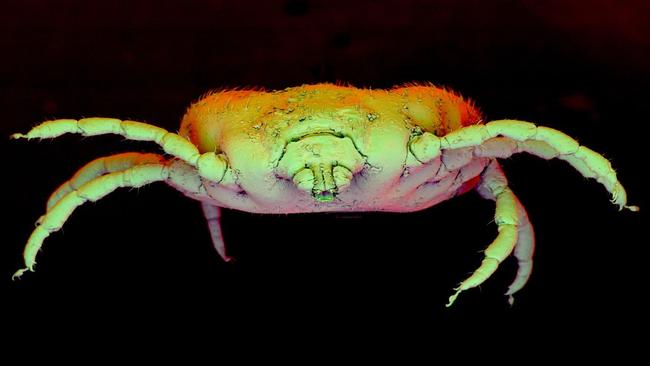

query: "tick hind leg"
left=13, top=161, right=170, bottom=279
left=447, top=160, right=526, bottom=307
left=201, top=203, right=232, bottom=262
left=162, top=159, right=232, bottom=262
left=505, top=198, right=534, bottom=304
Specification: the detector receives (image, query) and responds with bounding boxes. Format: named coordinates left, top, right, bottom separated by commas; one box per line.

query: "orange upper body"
left=180, top=83, right=482, bottom=154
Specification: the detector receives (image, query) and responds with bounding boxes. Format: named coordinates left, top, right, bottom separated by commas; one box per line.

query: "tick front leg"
left=11, top=118, right=228, bottom=182
left=447, top=160, right=521, bottom=307
left=201, top=203, right=232, bottom=262
left=13, top=163, right=170, bottom=279
left=44, top=152, right=166, bottom=211
left=410, top=120, right=638, bottom=211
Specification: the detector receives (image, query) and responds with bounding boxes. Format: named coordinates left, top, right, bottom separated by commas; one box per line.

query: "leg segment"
left=409, top=120, right=639, bottom=211
left=477, top=162, right=536, bottom=305
left=11, top=118, right=228, bottom=182
left=201, top=203, right=232, bottom=262
left=45, top=152, right=165, bottom=211
left=506, top=200, right=535, bottom=305
left=447, top=160, right=520, bottom=307
left=164, top=160, right=233, bottom=261
left=13, top=163, right=169, bottom=279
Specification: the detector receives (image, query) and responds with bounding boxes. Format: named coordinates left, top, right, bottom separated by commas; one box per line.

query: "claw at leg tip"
left=446, top=289, right=462, bottom=308
left=12, top=267, right=30, bottom=280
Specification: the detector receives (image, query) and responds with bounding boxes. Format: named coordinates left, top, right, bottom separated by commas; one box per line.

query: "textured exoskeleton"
left=12, top=83, right=638, bottom=306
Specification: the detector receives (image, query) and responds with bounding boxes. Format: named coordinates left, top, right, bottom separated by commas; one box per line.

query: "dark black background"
left=2, top=0, right=647, bottom=357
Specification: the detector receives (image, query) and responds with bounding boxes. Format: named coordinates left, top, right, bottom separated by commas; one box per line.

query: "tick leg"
left=411, top=120, right=638, bottom=211
left=44, top=152, right=165, bottom=211
left=150, top=159, right=232, bottom=260
left=160, top=160, right=232, bottom=261
left=11, top=118, right=228, bottom=182
left=201, top=203, right=232, bottom=262
left=504, top=199, right=535, bottom=305
left=447, top=160, right=519, bottom=307
left=13, top=163, right=169, bottom=279
left=470, top=159, right=535, bottom=304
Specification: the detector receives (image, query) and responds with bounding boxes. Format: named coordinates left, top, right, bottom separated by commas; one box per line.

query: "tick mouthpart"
left=314, top=190, right=335, bottom=202
left=277, top=134, right=364, bottom=202
left=291, top=164, right=349, bottom=203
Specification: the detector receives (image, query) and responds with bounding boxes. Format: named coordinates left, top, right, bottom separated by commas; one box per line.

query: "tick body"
left=12, top=83, right=638, bottom=306
left=177, top=84, right=482, bottom=213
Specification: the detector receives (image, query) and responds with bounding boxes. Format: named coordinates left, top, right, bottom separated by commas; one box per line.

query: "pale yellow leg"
left=11, top=118, right=228, bottom=182
left=201, top=203, right=232, bottom=262
left=447, top=160, right=520, bottom=307
left=13, top=163, right=170, bottom=279
left=505, top=199, right=535, bottom=305
left=470, top=159, right=536, bottom=305
left=410, top=120, right=638, bottom=211
left=45, top=152, right=165, bottom=211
